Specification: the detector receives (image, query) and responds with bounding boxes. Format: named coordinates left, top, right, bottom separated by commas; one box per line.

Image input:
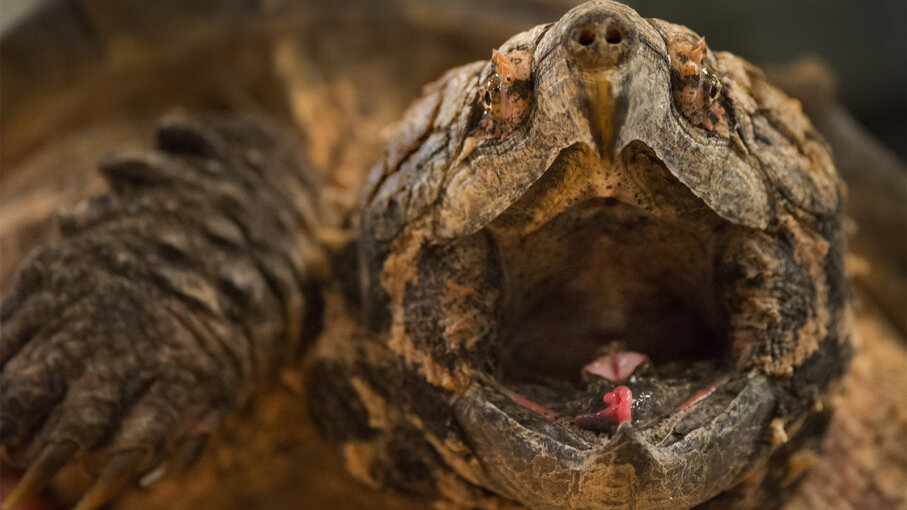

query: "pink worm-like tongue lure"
left=574, top=385, right=633, bottom=431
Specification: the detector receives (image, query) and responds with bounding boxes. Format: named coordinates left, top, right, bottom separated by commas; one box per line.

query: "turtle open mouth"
left=495, top=197, right=735, bottom=444
left=464, top=140, right=774, bottom=456
left=441, top=140, right=785, bottom=509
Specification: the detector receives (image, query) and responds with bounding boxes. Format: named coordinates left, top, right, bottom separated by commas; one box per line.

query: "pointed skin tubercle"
left=72, top=449, right=148, bottom=510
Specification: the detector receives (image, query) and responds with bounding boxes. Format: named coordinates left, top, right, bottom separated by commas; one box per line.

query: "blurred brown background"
left=3, top=0, right=905, bottom=156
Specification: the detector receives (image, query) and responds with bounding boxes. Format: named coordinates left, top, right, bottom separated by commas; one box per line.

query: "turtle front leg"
left=0, top=114, right=326, bottom=510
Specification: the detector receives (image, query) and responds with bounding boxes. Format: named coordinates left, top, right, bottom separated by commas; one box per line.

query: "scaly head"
left=339, top=1, right=850, bottom=508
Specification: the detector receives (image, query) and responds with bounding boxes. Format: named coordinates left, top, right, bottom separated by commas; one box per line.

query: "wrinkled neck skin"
left=316, top=1, right=851, bottom=509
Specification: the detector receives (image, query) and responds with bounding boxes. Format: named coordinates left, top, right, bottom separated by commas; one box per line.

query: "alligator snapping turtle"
left=0, top=1, right=904, bottom=509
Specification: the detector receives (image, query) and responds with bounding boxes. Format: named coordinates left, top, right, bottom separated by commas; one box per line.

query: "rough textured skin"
left=0, top=114, right=327, bottom=507
left=0, top=1, right=903, bottom=510
left=307, top=3, right=850, bottom=509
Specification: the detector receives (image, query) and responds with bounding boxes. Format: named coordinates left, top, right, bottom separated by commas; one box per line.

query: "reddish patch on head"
left=668, top=37, right=727, bottom=132
left=479, top=49, right=533, bottom=136
left=491, top=49, right=531, bottom=84
left=574, top=385, right=633, bottom=431
left=582, top=351, right=648, bottom=382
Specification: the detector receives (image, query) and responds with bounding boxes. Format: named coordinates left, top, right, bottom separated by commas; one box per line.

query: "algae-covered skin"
left=0, top=1, right=868, bottom=509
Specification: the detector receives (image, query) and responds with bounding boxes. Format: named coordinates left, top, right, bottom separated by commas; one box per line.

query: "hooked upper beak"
left=555, top=1, right=772, bottom=229
left=560, top=4, right=632, bottom=162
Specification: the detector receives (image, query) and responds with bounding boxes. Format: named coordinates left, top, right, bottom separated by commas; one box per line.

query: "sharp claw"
left=173, top=434, right=208, bottom=474
left=1, top=441, right=78, bottom=510
left=156, top=116, right=215, bottom=156
left=137, top=463, right=166, bottom=489
left=72, top=449, right=147, bottom=510
left=98, top=151, right=170, bottom=186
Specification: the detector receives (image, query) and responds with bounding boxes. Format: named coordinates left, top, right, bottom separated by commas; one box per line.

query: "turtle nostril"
left=578, top=27, right=596, bottom=46
left=566, top=18, right=623, bottom=68
left=605, top=24, right=622, bottom=44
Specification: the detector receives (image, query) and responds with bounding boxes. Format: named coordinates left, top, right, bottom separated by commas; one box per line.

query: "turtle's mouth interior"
left=487, top=155, right=749, bottom=444
left=500, top=200, right=724, bottom=384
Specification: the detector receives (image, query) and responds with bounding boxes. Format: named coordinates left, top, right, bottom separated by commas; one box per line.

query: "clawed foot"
left=1, top=114, right=316, bottom=509
left=1, top=245, right=233, bottom=510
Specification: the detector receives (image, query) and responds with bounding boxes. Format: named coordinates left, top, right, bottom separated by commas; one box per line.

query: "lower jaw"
left=452, top=370, right=776, bottom=510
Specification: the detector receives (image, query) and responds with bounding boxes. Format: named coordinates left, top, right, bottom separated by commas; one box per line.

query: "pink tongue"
left=574, top=385, right=633, bottom=430
left=582, top=351, right=648, bottom=382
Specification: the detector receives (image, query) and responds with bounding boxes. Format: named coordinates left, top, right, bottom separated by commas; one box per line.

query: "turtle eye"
left=481, top=75, right=502, bottom=115
left=703, top=69, right=721, bottom=104
left=708, top=79, right=721, bottom=99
